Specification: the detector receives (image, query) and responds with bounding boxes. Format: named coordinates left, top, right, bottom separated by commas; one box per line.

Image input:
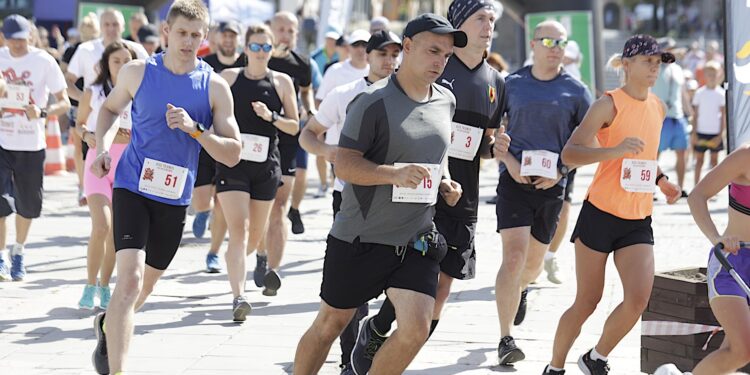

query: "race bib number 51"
left=620, top=159, right=657, bottom=193
left=138, top=158, right=188, bottom=200
left=392, top=163, right=441, bottom=204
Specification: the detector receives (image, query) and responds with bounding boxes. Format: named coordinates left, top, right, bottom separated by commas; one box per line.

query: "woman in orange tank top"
left=542, top=35, right=682, bottom=375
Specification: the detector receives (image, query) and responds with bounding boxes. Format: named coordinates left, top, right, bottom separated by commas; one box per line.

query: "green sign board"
left=78, top=2, right=145, bottom=39
left=525, top=11, right=595, bottom=94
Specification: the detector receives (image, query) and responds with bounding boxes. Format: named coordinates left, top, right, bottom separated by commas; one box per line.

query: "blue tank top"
left=114, top=53, right=213, bottom=206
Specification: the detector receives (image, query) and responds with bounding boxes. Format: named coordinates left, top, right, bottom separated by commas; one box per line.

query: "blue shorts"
left=658, top=117, right=689, bottom=152
left=708, top=248, right=750, bottom=304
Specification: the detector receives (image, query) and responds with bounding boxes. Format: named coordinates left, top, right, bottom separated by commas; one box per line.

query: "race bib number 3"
left=240, top=134, right=270, bottom=162
left=520, top=150, right=559, bottom=179
left=448, top=122, right=483, bottom=161
left=392, top=163, right=441, bottom=204
left=620, top=159, right=657, bottom=193
left=138, top=158, right=188, bottom=200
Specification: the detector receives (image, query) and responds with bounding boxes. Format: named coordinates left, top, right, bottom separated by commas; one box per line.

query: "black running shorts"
left=563, top=170, right=577, bottom=203
left=112, top=188, right=187, bottom=270
left=320, top=235, right=440, bottom=309
left=570, top=200, right=654, bottom=253
left=215, top=156, right=281, bottom=201
left=0, top=148, right=45, bottom=219
left=279, top=143, right=297, bottom=177
left=495, top=171, right=564, bottom=244
left=435, top=214, right=476, bottom=280
left=194, top=149, right=216, bottom=188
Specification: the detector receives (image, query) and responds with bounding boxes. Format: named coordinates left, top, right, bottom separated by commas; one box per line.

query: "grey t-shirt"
left=330, top=74, right=455, bottom=246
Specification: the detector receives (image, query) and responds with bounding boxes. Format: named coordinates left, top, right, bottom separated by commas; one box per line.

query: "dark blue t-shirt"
left=501, top=66, right=593, bottom=186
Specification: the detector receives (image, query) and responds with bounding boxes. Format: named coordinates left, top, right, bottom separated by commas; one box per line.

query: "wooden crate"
left=641, top=268, right=750, bottom=373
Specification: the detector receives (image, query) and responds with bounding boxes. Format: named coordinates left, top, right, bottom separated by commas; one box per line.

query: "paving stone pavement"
left=0, top=153, right=734, bottom=374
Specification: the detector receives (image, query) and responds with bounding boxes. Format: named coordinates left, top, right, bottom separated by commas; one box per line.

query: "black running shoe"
left=351, top=317, right=388, bottom=375
left=339, top=363, right=355, bottom=375
left=543, top=364, right=566, bottom=374
left=680, top=190, right=689, bottom=199
left=514, top=288, right=528, bottom=326
left=578, top=349, right=610, bottom=375
left=287, top=207, right=305, bottom=234
left=497, top=335, right=525, bottom=365
left=253, top=254, right=267, bottom=287
left=92, top=312, right=109, bottom=374
left=262, top=269, right=281, bottom=296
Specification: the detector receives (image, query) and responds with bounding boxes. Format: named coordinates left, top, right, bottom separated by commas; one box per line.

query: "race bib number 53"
left=392, top=163, right=441, bottom=204
left=138, top=158, right=188, bottom=200
left=620, top=159, right=657, bottom=193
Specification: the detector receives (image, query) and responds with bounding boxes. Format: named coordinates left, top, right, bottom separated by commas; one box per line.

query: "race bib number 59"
left=138, top=158, right=188, bottom=200
left=620, top=159, right=657, bottom=193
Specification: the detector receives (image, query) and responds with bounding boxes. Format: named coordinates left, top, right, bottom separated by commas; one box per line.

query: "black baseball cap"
left=138, top=25, right=159, bottom=44
left=366, top=30, right=402, bottom=53
left=402, top=13, right=467, bottom=48
left=622, top=34, right=675, bottom=64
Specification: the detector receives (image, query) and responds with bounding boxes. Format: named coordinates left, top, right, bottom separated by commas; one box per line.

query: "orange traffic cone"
left=44, top=115, right=67, bottom=175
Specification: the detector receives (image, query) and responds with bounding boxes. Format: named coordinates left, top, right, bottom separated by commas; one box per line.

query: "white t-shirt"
left=87, top=83, right=132, bottom=131
left=68, top=38, right=148, bottom=87
left=0, top=47, right=68, bottom=151
left=315, top=77, right=370, bottom=191
left=315, top=59, right=369, bottom=101
left=692, top=86, right=725, bottom=135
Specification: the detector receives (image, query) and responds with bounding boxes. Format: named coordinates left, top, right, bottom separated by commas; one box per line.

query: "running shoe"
left=339, top=363, right=355, bottom=375
left=253, top=254, right=268, bottom=287
left=314, top=185, right=329, bottom=198
left=192, top=211, right=210, bottom=239
left=79, top=284, right=97, bottom=309
left=10, top=253, right=25, bottom=281
left=262, top=269, right=281, bottom=296
left=232, top=295, right=252, bottom=322
left=205, top=252, right=221, bottom=273
left=0, top=254, right=10, bottom=281
left=287, top=207, right=305, bottom=234
left=98, top=285, right=111, bottom=309
left=545, top=257, right=562, bottom=284
left=351, top=316, right=388, bottom=375
left=514, top=288, right=528, bottom=325
left=92, top=312, right=109, bottom=374
left=542, top=365, right=566, bottom=374
left=497, top=335, right=525, bottom=365
left=578, top=349, right=610, bottom=375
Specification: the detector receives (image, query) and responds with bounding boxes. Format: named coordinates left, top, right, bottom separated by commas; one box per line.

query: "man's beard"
left=219, top=47, right=235, bottom=57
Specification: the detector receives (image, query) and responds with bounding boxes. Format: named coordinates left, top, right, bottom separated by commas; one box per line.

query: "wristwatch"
left=271, top=111, right=279, bottom=123
left=559, top=164, right=569, bottom=176
left=39, top=108, right=48, bottom=118
left=190, top=121, right=206, bottom=139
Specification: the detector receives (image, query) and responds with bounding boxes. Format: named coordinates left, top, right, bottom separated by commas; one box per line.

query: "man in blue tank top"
left=87, top=1, right=242, bottom=374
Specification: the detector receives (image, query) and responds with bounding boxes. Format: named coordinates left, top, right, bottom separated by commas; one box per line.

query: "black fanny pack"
left=409, top=228, right=448, bottom=262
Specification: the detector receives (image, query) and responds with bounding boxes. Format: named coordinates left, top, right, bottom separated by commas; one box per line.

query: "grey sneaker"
left=545, top=257, right=562, bottom=284
left=351, top=316, right=388, bottom=375
left=92, top=312, right=109, bottom=374
left=253, top=254, right=268, bottom=287
left=232, top=296, right=252, bottom=322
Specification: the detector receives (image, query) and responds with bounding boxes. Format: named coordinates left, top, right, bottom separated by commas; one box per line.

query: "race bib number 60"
left=520, top=150, right=559, bottom=179
left=138, top=158, right=188, bottom=200
left=620, top=159, right=657, bottom=193
left=392, top=163, right=441, bottom=204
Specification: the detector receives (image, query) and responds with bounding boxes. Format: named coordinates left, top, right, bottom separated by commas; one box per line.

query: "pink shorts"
left=83, top=143, right=127, bottom=202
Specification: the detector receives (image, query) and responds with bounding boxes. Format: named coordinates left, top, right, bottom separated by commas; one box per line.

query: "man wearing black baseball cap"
left=293, top=14, right=464, bottom=375
left=353, top=2, right=510, bottom=372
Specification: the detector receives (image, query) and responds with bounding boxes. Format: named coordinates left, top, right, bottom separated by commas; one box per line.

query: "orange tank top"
left=586, top=88, right=665, bottom=220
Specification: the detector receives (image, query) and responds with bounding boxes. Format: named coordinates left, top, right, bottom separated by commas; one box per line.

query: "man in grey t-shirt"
left=293, top=14, right=465, bottom=375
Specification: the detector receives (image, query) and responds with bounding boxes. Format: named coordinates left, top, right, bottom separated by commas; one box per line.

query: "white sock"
left=547, top=364, right=564, bottom=372
left=10, top=243, right=23, bottom=256
left=0, top=249, right=6, bottom=260
left=590, top=347, right=608, bottom=362
left=544, top=251, right=555, bottom=261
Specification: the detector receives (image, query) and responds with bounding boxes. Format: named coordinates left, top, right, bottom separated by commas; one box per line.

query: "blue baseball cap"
left=2, top=14, right=31, bottom=40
